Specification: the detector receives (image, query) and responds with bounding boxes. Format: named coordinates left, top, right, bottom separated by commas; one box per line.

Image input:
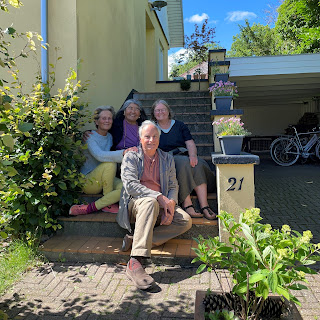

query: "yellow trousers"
left=82, top=162, right=122, bottom=210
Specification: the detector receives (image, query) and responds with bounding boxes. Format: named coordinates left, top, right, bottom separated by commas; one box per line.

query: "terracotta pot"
left=194, top=290, right=303, bottom=320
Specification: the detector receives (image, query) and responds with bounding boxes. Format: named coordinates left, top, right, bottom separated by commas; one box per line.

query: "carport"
left=228, top=53, right=320, bottom=140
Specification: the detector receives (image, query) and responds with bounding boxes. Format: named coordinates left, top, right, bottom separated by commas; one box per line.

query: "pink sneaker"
left=69, top=204, right=88, bottom=216
left=101, top=203, right=119, bottom=213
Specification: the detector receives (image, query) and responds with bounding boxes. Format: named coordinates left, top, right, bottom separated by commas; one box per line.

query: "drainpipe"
left=41, top=0, right=48, bottom=84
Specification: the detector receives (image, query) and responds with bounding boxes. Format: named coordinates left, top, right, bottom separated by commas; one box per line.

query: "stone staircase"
left=40, top=90, right=218, bottom=266
left=134, top=90, right=214, bottom=164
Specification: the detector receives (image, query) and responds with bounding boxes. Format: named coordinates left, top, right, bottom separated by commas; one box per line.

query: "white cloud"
left=225, top=11, right=257, bottom=22
left=185, top=13, right=209, bottom=23
left=168, top=48, right=187, bottom=75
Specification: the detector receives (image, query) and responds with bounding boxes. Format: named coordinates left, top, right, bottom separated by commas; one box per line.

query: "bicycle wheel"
left=270, top=138, right=300, bottom=166
left=315, top=141, right=320, bottom=160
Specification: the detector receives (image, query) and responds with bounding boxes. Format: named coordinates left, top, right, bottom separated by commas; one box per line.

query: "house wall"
left=1, top=0, right=169, bottom=115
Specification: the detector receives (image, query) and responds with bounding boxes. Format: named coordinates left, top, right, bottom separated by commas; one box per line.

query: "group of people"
left=69, top=98, right=217, bottom=290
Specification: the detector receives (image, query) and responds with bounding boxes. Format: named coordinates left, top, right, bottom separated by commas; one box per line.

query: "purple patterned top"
left=115, top=119, right=139, bottom=150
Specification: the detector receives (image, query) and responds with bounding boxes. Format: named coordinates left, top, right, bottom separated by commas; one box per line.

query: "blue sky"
left=168, top=0, right=281, bottom=66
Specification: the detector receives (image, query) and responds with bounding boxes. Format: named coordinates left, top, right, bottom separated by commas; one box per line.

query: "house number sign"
left=226, top=177, right=244, bottom=191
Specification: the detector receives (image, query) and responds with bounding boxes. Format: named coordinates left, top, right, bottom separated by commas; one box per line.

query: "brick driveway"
left=0, top=155, right=320, bottom=319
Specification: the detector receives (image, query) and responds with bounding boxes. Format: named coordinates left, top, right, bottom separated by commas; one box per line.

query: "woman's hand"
left=123, top=146, right=138, bottom=155
left=82, top=130, right=93, bottom=143
left=189, top=155, right=198, bottom=167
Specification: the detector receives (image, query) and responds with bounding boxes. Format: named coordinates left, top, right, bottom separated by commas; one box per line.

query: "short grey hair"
left=93, top=105, right=115, bottom=128
left=151, top=99, right=173, bottom=122
left=139, top=120, right=161, bottom=138
left=120, top=99, right=142, bottom=113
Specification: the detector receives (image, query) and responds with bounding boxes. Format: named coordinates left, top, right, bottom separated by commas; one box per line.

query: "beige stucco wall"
left=1, top=0, right=169, bottom=115
left=76, top=0, right=169, bottom=114
left=1, top=0, right=41, bottom=93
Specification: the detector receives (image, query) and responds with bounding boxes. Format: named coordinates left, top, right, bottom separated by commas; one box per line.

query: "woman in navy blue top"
left=151, top=99, right=216, bottom=220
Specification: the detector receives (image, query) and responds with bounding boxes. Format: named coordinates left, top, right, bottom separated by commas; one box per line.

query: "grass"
left=0, top=240, right=43, bottom=296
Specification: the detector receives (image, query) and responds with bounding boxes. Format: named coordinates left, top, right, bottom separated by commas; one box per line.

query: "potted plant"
left=209, top=81, right=238, bottom=110
left=212, top=117, right=250, bottom=155
left=180, top=78, right=191, bottom=91
left=210, top=61, right=229, bottom=82
left=192, top=208, right=320, bottom=320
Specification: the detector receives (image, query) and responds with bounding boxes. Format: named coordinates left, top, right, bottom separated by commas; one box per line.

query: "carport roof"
left=227, top=53, right=320, bottom=108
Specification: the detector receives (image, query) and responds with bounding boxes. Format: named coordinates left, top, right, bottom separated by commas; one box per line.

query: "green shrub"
left=192, top=208, right=320, bottom=319
left=0, top=73, right=88, bottom=241
left=0, top=3, right=89, bottom=241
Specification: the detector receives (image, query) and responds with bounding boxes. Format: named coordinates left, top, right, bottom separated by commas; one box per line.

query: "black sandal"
left=183, top=205, right=204, bottom=218
left=200, top=206, right=217, bottom=220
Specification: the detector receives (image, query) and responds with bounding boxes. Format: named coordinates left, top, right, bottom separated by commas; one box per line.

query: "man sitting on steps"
left=117, top=120, right=192, bottom=290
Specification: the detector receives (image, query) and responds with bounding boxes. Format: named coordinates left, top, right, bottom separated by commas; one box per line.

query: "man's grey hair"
left=139, top=120, right=161, bottom=138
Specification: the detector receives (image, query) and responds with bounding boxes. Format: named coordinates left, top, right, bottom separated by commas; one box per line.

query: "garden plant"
left=192, top=208, right=320, bottom=320
left=0, top=0, right=88, bottom=243
left=209, top=81, right=239, bottom=97
left=212, top=117, right=251, bottom=137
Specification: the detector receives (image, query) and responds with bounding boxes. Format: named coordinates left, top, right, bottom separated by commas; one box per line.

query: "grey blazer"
left=116, top=146, right=178, bottom=232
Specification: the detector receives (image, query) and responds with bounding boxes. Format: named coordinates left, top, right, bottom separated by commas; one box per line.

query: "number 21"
left=226, top=177, right=244, bottom=191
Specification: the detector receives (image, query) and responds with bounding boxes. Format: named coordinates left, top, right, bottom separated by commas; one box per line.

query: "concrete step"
left=140, top=98, right=212, bottom=108
left=192, top=132, right=214, bottom=144
left=185, top=121, right=213, bottom=132
left=39, top=236, right=199, bottom=266
left=57, top=207, right=218, bottom=240
left=134, top=91, right=211, bottom=100
left=144, top=104, right=211, bottom=115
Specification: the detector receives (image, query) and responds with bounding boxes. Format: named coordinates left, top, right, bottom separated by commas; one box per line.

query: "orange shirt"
left=140, top=152, right=161, bottom=192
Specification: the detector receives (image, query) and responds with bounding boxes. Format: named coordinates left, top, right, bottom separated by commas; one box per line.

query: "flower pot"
left=194, top=290, right=303, bottom=320
left=214, top=96, right=232, bottom=110
left=200, top=74, right=206, bottom=79
left=218, top=135, right=244, bottom=155
left=214, top=73, right=229, bottom=82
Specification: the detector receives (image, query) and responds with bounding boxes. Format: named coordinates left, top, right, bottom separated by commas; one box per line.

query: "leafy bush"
left=192, top=208, right=320, bottom=320
left=0, top=73, right=88, bottom=241
left=0, top=2, right=88, bottom=241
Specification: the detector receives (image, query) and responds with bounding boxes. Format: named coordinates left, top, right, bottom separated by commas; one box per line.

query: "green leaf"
left=268, top=271, right=278, bottom=293
left=53, top=165, right=61, bottom=175
left=0, top=231, right=8, bottom=239
left=1, top=134, right=14, bottom=150
left=6, top=166, right=18, bottom=177
left=217, top=246, right=233, bottom=253
left=58, top=182, right=67, bottom=190
left=234, top=282, right=248, bottom=294
left=196, top=264, right=207, bottom=274
left=288, top=283, right=308, bottom=290
left=38, top=204, right=47, bottom=213
left=295, top=266, right=317, bottom=274
left=18, top=122, right=34, bottom=132
left=249, top=273, right=265, bottom=284
left=276, top=285, right=290, bottom=300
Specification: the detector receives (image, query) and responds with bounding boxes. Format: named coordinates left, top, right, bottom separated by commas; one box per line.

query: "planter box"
left=218, top=135, right=244, bottom=155
left=194, top=290, right=303, bottom=320
left=214, top=96, right=233, bottom=110
left=214, top=73, right=229, bottom=82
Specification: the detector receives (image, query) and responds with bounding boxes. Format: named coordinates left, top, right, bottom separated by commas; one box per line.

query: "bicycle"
left=270, top=125, right=320, bottom=166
